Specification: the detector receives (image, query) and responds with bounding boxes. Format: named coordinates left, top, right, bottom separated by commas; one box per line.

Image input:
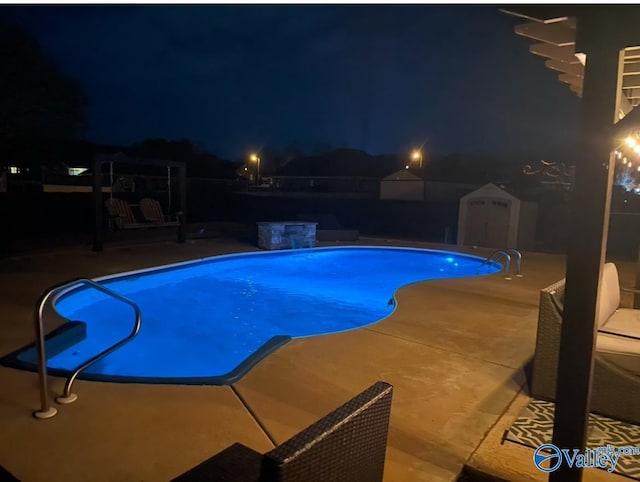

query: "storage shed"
left=457, top=183, right=537, bottom=250
left=379, top=169, right=424, bottom=201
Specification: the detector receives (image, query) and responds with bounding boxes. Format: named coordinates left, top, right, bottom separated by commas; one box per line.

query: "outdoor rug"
left=503, top=399, right=640, bottom=480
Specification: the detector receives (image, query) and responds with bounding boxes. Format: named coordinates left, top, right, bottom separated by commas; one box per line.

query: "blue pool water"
left=34, top=247, right=499, bottom=383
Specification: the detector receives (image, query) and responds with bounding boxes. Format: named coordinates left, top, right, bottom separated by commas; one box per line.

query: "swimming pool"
left=5, top=246, right=500, bottom=384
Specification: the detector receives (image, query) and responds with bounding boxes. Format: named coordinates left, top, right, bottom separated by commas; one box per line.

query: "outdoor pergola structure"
left=92, top=153, right=187, bottom=252
left=501, top=6, right=640, bottom=481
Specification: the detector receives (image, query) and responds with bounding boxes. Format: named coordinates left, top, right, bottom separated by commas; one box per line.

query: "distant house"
left=457, top=183, right=538, bottom=250
left=268, top=148, right=401, bottom=197
left=379, top=169, right=424, bottom=201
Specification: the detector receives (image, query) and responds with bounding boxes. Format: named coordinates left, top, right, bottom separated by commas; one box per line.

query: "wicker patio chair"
left=531, top=263, right=640, bottom=424
left=172, top=381, right=393, bottom=482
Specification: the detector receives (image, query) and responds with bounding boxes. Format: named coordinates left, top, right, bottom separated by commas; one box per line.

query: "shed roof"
left=381, top=169, right=423, bottom=182
left=459, top=181, right=542, bottom=203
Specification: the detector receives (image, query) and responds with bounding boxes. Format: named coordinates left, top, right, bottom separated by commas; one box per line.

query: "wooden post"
left=92, top=158, right=103, bottom=252
left=177, top=164, right=187, bottom=244
left=550, top=21, right=623, bottom=482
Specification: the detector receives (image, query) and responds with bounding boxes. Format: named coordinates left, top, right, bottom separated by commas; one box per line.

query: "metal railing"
left=505, top=248, right=523, bottom=277
left=480, top=249, right=523, bottom=280
left=481, top=250, right=513, bottom=280
left=33, top=278, right=142, bottom=420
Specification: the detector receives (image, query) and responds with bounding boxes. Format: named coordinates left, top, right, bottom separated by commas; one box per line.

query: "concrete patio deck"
left=0, top=231, right=633, bottom=481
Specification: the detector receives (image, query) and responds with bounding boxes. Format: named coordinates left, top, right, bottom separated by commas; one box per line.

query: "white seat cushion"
left=597, top=263, right=621, bottom=329
left=597, top=331, right=640, bottom=355
left=597, top=312, right=640, bottom=375
left=602, top=308, right=640, bottom=337
left=583, top=262, right=640, bottom=375
left=597, top=307, right=640, bottom=357
left=596, top=335, right=640, bottom=375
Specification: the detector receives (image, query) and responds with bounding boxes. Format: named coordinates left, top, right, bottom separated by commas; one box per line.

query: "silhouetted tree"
left=0, top=22, right=87, bottom=144
left=277, top=148, right=399, bottom=178
left=129, top=138, right=195, bottom=161
left=276, top=147, right=305, bottom=169
left=128, top=137, right=239, bottom=178
left=426, top=154, right=524, bottom=183
left=312, top=141, right=334, bottom=155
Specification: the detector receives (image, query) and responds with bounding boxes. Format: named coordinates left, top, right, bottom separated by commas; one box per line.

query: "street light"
left=410, top=149, right=423, bottom=168
left=249, top=153, right=261, bottom=184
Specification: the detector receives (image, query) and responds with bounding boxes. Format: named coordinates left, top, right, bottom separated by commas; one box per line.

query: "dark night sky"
left=2, top=5, right=581, bottom=162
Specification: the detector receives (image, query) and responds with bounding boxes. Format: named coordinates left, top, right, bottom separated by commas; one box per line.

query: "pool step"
left=18, top=321, right=87, bottom=364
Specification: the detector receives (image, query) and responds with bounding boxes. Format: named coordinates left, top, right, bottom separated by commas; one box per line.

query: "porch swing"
left=137, top=166, right=180, bottom=227
left=105, top=158, right=179, bottom=229
left=93, top=153, right=187, bottom=251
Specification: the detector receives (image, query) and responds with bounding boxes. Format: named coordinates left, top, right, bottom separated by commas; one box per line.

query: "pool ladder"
left=33, top=278, right=141, bottom=420
left=481, top=249, right=523, bottom=280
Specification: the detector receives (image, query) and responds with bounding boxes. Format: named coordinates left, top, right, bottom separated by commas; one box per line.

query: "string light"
left=617, top=133, right=640, bottom=193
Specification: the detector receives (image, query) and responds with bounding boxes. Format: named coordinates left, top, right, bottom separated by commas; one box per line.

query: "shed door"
left=464, top=198, right=511, bottom=248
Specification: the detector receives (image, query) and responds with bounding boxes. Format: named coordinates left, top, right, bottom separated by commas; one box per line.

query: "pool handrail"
left=33, top=277, right=142, bottom=420
left=481, top=250, right=512, bottom=280
left=505, top=248, right=523, bottom=277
